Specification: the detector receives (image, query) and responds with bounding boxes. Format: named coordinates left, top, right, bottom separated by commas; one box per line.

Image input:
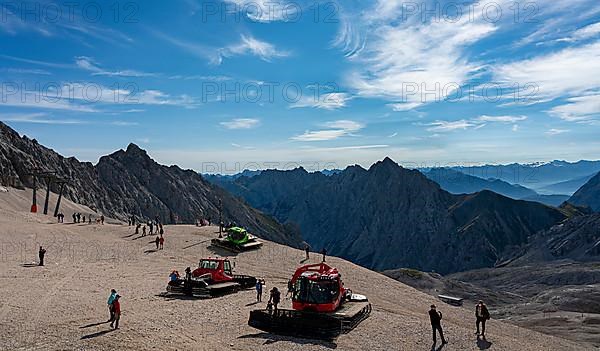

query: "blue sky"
left=1, top=0, right=600, bottom=173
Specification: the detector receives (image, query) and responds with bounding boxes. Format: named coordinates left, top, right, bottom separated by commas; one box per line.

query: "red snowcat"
left=248, top=262, right=371, bottom=340
left=166, top=257, right=256, bottom=298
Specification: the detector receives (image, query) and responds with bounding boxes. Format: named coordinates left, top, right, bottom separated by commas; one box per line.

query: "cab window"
left=223, top=261, right=232, bottom=275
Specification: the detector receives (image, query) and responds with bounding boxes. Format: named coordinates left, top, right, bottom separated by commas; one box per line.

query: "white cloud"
left=388, top=102, right=423, bottom=111
left=549, top=94, right=600, bottom=121
left=476, top=115, right=527, bottom=123
left=342, top=0, right=498, bottom=106
left=545, top=128, right=570, bottom=136
left=558, top=22, right=600, bottom=42
left=222, top=35, right=289, bottom=62
left=291, top=93, right=351, bottom=110
left=425, top=120, right=478, bottom=132
left=0, top=113, right=86, bottom=125
left=494, top=41, right=600, bottom=100
left=292, top=120, right=364, bottom=141
left=156, top=31, right=288, bottom=64
left=75, top=57, right=156, bottom=77
left=220, top=118, right=260, bottom=129
left=0, top=82, right=200, bottom=112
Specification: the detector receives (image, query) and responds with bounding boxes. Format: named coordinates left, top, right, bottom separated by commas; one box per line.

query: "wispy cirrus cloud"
left=0, top=112, right=138, bottom=126
left=0, top=112, right=86, bottom=124
left=156, top=31, right=288, bottom=65
left=545, top=128, right=570, bottom=136
left=421, top=114, right=526, bottom=133
left=557, top=22, right=600, bottom=43
left=549, top=94, right=600, bottom=122
left=1, top=83, right=200, bottom=112
left=494, top=41, right=600, bottom=100
left=220, top=118, right=260, bottom=129
left=292, top=120, right=364, bottom=141
left=290, top=93, right=351, bottom=110
left=221, top=34, right=290, bottom=62
left=476, top=115, right=527, bottom=123
left=75, top=57, right=156, bottom=77
left=424, top=120, right=478, bottom=132
left=339, top=0, right=499, bottom=110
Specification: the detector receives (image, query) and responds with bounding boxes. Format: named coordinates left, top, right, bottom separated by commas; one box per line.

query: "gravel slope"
left=0, top=188, right=584, bottom=350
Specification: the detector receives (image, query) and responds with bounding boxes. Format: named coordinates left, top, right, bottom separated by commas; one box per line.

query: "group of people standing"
left=428, top=300, right=491, bottom=346
left=63, top=212, right=103, bottom=224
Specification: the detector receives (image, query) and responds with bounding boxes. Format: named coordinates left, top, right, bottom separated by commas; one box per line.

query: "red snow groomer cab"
left=248, top=262, right=371, bottom=340
left=166, top=258, right=256, bottom=298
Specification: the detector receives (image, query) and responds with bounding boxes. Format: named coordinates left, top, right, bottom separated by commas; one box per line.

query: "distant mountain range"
left=212, top=158, right=568, bottom=274
left=0, top=122, right=300, bottom=246
left=448, top=160, right=600, bottom=194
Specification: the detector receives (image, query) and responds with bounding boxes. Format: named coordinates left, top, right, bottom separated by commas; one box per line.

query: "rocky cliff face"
left=0, top=122, right=300, bottom=246
left=215, top=158, right=566, bottom=274
left=511, top=213, right=600, bottom=263
left=568, top=171, right=600, bottom=212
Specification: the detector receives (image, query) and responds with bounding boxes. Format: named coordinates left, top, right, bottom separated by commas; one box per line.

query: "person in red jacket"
left=159, top=235, right=164, bottom=250
left=110, top=295, right=121, bottom=329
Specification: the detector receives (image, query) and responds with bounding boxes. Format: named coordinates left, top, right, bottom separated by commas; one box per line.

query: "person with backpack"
left=107, top=289, right=117, bottom=322
left=110, top=295, right=121, bottom=329
left=155, top=235, right=160, bottom=250
left=429, top=304, right=448, bottom=345
left=269, top=287, right=281, bottom=314
left=475, top=300, right=491, bottom=337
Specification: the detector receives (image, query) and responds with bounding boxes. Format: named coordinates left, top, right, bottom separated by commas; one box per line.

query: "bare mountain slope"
left=569, top=171, right=600, bottom=212
left=0, top=122, right=299, bottom=246
left=216, top=158, right=567, bottom=274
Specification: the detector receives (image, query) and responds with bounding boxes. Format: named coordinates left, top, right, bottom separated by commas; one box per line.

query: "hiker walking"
left=149, top=221, right=154, bottom=235
left=429, top=304, right=448, bottom=345
left=107, top=289, right=117, bottom=322
left=76, top=213, right=81, bottom=223
left=110, top=295, right=121, bottom=329
left=268, top=287, right=281, bottom=314
left=142, top=226, right=146, bottom=237
left=159, top=235, right=164, bottom=250
left=100, top=215, right=104, bottom=225
left=255, top=279, right=264, bottom=302
left=72, top=213, right=76, bottom=223
left=304, top=244, right=310, bottom=260
left=321, top=248, right=327, bottom=262
left=159, top=224, right=164, bottom=235
left=155, top=236, right=160, bottom=250
left=475, top=300, right=490, bottom=337
left=38, top=246, right=46, bottom=266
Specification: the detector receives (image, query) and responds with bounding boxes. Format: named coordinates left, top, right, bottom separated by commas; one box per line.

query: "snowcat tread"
left=248, top=309, right=342, bottom=340
left=248, top=301, right=371, bottom=340
left=232, top=275, right=257, bottom=289
left=210, top=238, right=263, bottom=253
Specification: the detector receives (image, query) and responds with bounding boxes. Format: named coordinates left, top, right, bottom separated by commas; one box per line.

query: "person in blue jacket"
left=107, top=289, right=117, bottom=322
